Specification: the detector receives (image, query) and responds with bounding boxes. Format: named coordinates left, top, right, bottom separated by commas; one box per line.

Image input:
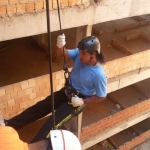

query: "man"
left=0, top=34, right=107, bottom=143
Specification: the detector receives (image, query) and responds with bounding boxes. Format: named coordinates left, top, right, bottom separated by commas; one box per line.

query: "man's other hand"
left=71, top=95, right=84, bottom=107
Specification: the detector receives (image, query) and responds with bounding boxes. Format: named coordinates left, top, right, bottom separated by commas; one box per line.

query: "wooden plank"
left=77, top=112, right=83, bottom=139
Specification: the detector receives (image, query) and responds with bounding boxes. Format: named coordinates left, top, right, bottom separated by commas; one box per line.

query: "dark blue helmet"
left=77, top=36, right=100, bottom=54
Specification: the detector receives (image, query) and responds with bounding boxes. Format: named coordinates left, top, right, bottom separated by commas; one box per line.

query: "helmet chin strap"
left=87, top=55, right=97, bottom=66
left=88, top=54, right=94, bottom=62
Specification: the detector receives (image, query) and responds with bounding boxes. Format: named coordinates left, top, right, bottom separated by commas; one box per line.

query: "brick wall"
left=80, top=99, right=150, bottom=143
left=104, top=49, right=150, bottom=79
left=0, top=0, right=89, bottom=16
left=0, top=49, right=150, bottom=118
left=0, top=70, right=65, bottom=119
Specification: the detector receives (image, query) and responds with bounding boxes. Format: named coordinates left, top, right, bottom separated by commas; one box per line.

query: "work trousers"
left=6, top=88, right=84, bottom=143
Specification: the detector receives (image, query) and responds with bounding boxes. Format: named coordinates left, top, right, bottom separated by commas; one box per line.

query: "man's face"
left=79, top=50, right=94, bottom=64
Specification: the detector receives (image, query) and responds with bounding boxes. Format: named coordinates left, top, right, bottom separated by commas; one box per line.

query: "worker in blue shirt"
left=0, top=34, right=107, bottom=144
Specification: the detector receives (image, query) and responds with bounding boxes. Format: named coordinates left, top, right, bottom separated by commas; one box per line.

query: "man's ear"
left=92, top=52, right=96, bottom=58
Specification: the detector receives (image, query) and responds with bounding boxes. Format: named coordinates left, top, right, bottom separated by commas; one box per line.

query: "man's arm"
left=71, top=95, right=106, bottom=107
left=56, top=47, right=69, bottom=60
left=83, top=95, right=106, bottom=104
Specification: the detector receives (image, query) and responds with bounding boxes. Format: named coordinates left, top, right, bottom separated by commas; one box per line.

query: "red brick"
left=43, top=89, right=50, bottom=97
left=14, top=97, right=22, bottom=104
left=9, top=111, right=17, bottom=117
left=28, top=78, right=35, bottom=87
left=18, top=90, right=26, bottom=97
left=82, top=0, right=89, bottom=3
left=25, top=87, right=32, bottom=95
left=0, top=109, right=6, bottom=116
left=10, top=92, right=18, bottom=99
left=7, top=4, right=16, bottom=14
left=32, top=86, right=40, bottom=92
left=36, top=91, right=43, bottom=98
left=39, top=83, right=46, bottom=91
left=13, top=83, right=21, bottom=92
left=17, top=3, right=25, bottom=13
left=22, top=95, right=30, bottom=101
left=21, top=81, right=29, bottom=89
left=0, top=5, right=6, bottom=15
left=139, top=20, right=149, bottom=26
left=1, top=94, right=10, bottom=101
left=20, top=0, right=28, bottom=3
left=5, top=106, right=12, bottom=114
left=9, top=0, right=19, bottom=4
left=30, top=93, right=36, bottom=99
left=33, top=97, right=40, bottom=103
left=0, top=0, right=8, bottom=5
left=45, top=82, right=50, bottom=89
left=12, top=103, right=20, bottom=111
left=35, top=1, right=44, bottom=11
left=56, top=71, right=63, bottom=79
left=43, top=75, right=50, bottom=83
left=5, top=85, right=14, bottom=94
left=60, top=0, right=68, bottom=7
left=25, top=2, right=35, bottom=12
left=53, top=79, right=59, bottom=88
left=0, top=102, right=7, bottom=109
left=26, top=99, right=34, bottom=107
left=8, top=99, right=15, bottom=106
left=20, top=101, right=27, bottom=109
left=35, top=77, right=43, bottom=85
left=0, top=97, right=2, bottom=103
left=68, top=0, right=81, bottom=6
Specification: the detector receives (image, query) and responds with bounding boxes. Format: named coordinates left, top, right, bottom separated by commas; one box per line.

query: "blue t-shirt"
left=68, top=48, right=107, bottom=98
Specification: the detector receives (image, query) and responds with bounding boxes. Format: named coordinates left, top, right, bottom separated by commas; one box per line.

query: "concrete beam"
left=107, top=67, right=150, bottom=93
left=76, top=25, right=92, bottom=46
left=0, top=0, right=150, bottom=41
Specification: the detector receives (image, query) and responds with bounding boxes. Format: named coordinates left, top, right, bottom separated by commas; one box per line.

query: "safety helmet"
left=50, top=130, right=82, bottom=150
left=77, top=36, right=100, bottom=54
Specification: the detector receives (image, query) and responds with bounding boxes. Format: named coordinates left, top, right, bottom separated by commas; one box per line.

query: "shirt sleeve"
left=94, top=73, right=107, bottom=97
left=68, top=48, right=79, bottom=61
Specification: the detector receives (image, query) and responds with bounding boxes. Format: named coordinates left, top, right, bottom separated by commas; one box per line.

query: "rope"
left=60, top=130, right=66, bottom=150
left=45, top=0, right=55, bottom=129
left=56, top=0, right=68, bottom=73
left=56, top=0, right=80, bottom=139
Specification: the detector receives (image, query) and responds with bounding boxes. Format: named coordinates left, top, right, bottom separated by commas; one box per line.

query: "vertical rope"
left=56, top=0, right=68, bottom=72
left=45, top=0, right=55, bottom=129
